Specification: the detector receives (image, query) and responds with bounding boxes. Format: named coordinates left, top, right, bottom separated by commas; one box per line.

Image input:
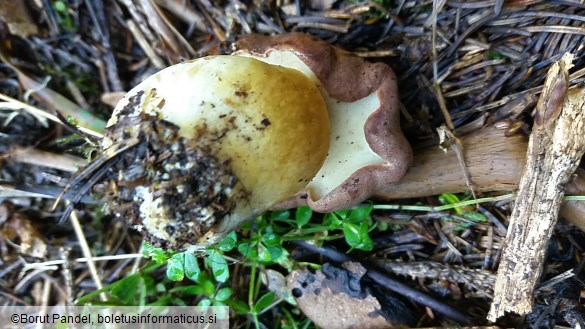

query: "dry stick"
left=6, top=147, right=86, bottom=172
left=487, top=53, right=585, bottom=320
left=66, top=201, right=107, bottom=302
left=429, top=0, right=477, bottom=199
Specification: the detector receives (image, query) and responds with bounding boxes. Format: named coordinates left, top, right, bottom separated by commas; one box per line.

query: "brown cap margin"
left=233, top=33, right=412, bottom=212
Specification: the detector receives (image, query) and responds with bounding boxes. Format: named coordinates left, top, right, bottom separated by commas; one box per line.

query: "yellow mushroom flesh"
left=236, top=50, right=387, bottom=201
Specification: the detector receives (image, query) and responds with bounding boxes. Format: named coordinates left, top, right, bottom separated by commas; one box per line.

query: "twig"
left=66, top=201, right=107, bottom=302
left=40, top=276, right=51, bottom=310
left=488, top=53, right=585, bottom=320
left=22, top=253, right=143, bottom=270
left=153, top=0, right=207, bottom=32
left=5, top=146, right=85, bottom=172
left=126, top=19, right=166, bottom=69
left=59, top=247, right=75, bottom=305
left=0, top=93, right=104, bottom=138
left=437, top=126, right=478, bottom=200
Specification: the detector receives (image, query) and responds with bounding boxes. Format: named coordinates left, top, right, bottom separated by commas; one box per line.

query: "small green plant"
left=76, top=262, right=162, bottom=306
left=438, top=193, right=488, bottom=231
left=78, top=195, right=503, bottom=325
left=52, top=1, right=77, bottom=33
left=343, top=0, right=395, bottom=21
left=487, top=50, right=508, bottom=60
left=252, top=205, right=377, bottom=252
left=77, top=205, right=379, bottom=328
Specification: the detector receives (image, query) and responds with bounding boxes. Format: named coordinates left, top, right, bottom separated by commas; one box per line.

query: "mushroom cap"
left=231, top=33, right=412, bottom=212
left=104, top=55, right=330, bottom=247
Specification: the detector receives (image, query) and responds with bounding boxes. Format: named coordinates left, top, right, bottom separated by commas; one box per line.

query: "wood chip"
left=488, top=53, right=585, bottom=320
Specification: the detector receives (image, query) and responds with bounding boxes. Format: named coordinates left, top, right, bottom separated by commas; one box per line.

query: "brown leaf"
left=0, top=2, right=38, bottom=38
left=1, top=212, right=47, bottom=258
left=287, top=262, right=408, bottom=329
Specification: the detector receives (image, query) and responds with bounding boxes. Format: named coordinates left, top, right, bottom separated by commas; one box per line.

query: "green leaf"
left=206, top=250, right=229, bottom=283
left=334, top=209, right=349, bottom=219
left=198, top=298, right=212, bottom=308
left=439, top=193, right=461, bottom=205
left=218, top=231, right=237, bottom=252
left=358, top=221, right=369, bottom=236
left=270, top=210, right=291, bottom=221
left=356, top=222, right=374, bottom=251
left=324, top=212, right=343, bottom=228
left=226, top=300, right=250, bottom=314
left=141, top=242, right=169, bottom=264
left=111, top=274, right=144, bottom=304
left=343, top=222, right=373, bottom=251
left=487, top=50, right=507, bottom=60
left=266, top=245, right=284, bottom=262
left=463, top=212, right=488, bottom=222
left=201, top=279, right=216, bottom=297
left=214, top=287, right=232, bottom=302
left=166, top=253, right=185, bottom=281
left=169, top=285, right=204, bottom=296
left=439, top=193, right=465, bottom=215
left=263, top=232, right=281, bottom=246
left=213, top=304, right=230, bottom=319
left=238, top=242, right=258, bottom=260
left=342, top=222, right=360, bottom=247
left=347, top=205, right=373, bottom=224
left=183, top=253, right=201, bottom=282
left=295, top=206, right=313, bottom=228
left=257, top=244, right=272, bottom=262
left=212, top=300, right=226, bottom=307
left=54, top=1, right=67, bottom=12
left=254, top=292, right=276, bottom=312
left=154, top=281, right=166, bottom=294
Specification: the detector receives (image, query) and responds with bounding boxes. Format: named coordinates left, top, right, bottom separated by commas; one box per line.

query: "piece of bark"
left=487, top=53, right=585, bottom=320
left=287, top=262, right=412, bottom=329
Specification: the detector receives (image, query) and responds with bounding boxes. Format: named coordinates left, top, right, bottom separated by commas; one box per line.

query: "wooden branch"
left=6, top=147, right=86, bottom=172
left=487, top=54, right=585, bottom=320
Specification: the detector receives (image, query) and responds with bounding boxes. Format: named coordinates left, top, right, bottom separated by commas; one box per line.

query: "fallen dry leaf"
left=287, top=262, right=411, bottom=329
left=1, top=206, right=47, bottom=258
left=0, top=2, right=38, bottom=38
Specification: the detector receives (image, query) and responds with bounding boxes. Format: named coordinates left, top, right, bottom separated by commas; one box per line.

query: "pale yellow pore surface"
left=237, top=51, right=386, bottom=199
left=108, top=56, right=330, bottom=221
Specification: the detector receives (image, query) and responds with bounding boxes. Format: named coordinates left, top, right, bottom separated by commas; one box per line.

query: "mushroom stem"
left=374, top=124, right=585, bottom=232
left=375, top=125, right=526, bottom=198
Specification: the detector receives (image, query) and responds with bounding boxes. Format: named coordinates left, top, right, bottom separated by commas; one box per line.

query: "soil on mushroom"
left=100, top=111, right=240, bottom=250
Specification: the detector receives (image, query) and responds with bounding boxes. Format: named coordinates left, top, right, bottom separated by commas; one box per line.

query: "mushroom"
left=98, top=33, right=411, bottom=250
left=230, top=33, right=412, bottom=212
